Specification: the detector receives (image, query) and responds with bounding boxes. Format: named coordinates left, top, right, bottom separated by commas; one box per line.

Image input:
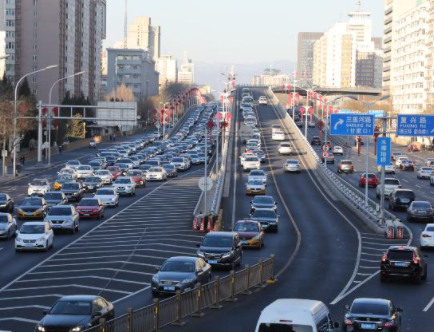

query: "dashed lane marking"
left=423, top=297, right=434, bottom=312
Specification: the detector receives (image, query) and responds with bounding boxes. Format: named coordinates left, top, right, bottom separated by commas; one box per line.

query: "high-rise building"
left=252, top=68, right=291, bottom=86
left=0, top=0, right=107, bottom=104
left=177, top=52, right=194, bottom=85
left=156, top=54, right=177, bottom=88
left=127, top=16, right=161, bottom=60
left=297, top=32, right=323, bottom=86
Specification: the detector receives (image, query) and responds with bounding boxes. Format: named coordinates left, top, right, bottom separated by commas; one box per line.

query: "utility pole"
left=379, top=113, right=387, bottom=225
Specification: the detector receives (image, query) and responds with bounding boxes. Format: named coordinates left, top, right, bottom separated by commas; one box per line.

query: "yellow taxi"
left=54, top=174, right=74, bottom=190
left=246, top=179, right=266, bottom=195
left=233, top=220, right=264, bottom=249
left=17, top=197, right=48, bottom=220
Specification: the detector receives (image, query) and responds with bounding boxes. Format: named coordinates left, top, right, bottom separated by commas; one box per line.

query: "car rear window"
left=395, top=191, right=415, bottom=199
left=384, top=179, right=400, bottom=185
left=387, top=249, right=413, bottom=261
left=341, top=161, right=352, bottom=165
left=350, top=302, right=389, bottom=316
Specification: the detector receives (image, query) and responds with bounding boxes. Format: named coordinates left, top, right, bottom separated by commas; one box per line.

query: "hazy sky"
left=106, top=0, right=384, bottom=65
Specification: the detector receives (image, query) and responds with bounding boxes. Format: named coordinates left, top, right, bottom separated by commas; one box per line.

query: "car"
left=321, top=153, right=335, bottom=164
left=45, top=205, right=80, bottom=233
left=65, top=160, right=81, bottom=170
left=252, top=149, right=266, bottom=163
left=94, top=170, right=113, bottom=185
left=54, top=174, right=75, bottom=190
left=162, top=164, right=177, bottom=177
left=89, top=138, right=97, bottom=148
left=389, top=189, right=415, bottom=211
left=258, top=96, right=267, bottom=105
left=284, top=159, right=301, bottom=173
left=420, top=224, right=434, bottom=250
left=197, top=231, right=242, bottom=269
left=400, top=159, right=415, bottom=171
left=113, top=177, right=136, bottom=196
left=308, top=121, right=316, bottom=128
left=278, top=142, right=293, bottom=155
left=295, top=120, right=303, bottom=127
left=146, top=167, right=168, bottom=181
left=0, top=213, right=17, bottom=240
left=250, top=208, right=279, bottom=232
left=311, top=136, right=321, bottom=146
left=358, top=173, right=378, bottom=188
left=380, top=245, right=427, bottom=283
left=408, top=143, right=419, bottom=152
left=88, top=160, right=102, bottom=171
left=332, top=146, right=344, bottom=155
left=82, top=176, right=104, bottom=193
left=61, top=182, right=84, bottom=202
left=94, top=188, right=119, bottom=207
left=15, top=221, right=53, bottom=252
left=338, top=160, right=354, bottom=173
left=240, top=152, right=255, bottom=166
left=407, top=201, right=434, bottom=223
left=395, top=156, right=408, bottom=168
left=171, top=157, right=190, bottom=171
left=0, top=193, right=14, bottom=213
left=243, top=156, right=261, bottom=172
left=151, top=256, right=211, bottom=297
left=76, top=165, right=94, bottom=179
left=76, top=198, right=104, bottom=220
left=35, top=295, right=115, bottom=332
left=272, top=130, right=285, bottom=141
left=43, top=191, right=67, bottom=207
left=246, top=179, right=266, bottom=195
left=117, top=158, right=134, bottom=169
left=107, top=165, right=124, bottom=179
left=127, top=169, right=146, bottom=187
left=248, top=169, right=267, bottom=184
left=17, top=197, right=48, bottom=220
left=28, top=178, right=50, bottom=196
left=233, top=220, right=264, bottom=249
left=425, top=158, right=434, bottom=166
left=417, top=167, right=433, bottom=179
left=376, top=178, right=401, bottom=199
left=391, top=152, right=404, bottom=161
left=377, top=163, right=396, bottom=174
left=250, top=195, right=277, bottom=213
left=343, top=298, right=403, bottom=332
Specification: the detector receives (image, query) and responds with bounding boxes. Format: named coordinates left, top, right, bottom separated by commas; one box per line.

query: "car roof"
left=166, top=256, right=198, bottom=262
left=58, top=295, right=100, bottom=301
left=204, top=231, right=235, bottom=238
left=352, top=298, right=390, bottom=306
left=22, top=221, right=47, bottom=226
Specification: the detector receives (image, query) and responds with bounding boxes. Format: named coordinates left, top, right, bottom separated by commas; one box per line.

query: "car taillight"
left=413, top=257, right=420, bottom=265
left=344, top=319, right=353, bottom=326
left=422, top=234, right=432, bottom=238
left=381, top=254, right=387, bottom=263
left=384, top=320, right=395, bottom=328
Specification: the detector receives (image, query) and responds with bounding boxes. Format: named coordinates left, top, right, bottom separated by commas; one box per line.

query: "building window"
left=6, top=31, right=15, bottom=38
left=33, top=0, right=37, bottom=5
left=6, top=20, right=14, bottom=27
left=32, top=66, right=37, bottom=71
left=32, top=44, right=37, bottom=50
left=32, top=89, right=37, bottom=95
left=32, top=55, right=38, bottom=61
left=32, top=77, right=37, bottom=83
left=6, top=42, right=14, bottom=49
left=6, top=9, right=15, bottom=16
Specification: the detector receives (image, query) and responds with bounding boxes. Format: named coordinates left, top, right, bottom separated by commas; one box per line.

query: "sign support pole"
left=37, top=101, right=43, bottom=163
left=365, top=137, right=369, bottom=206
left=379, top=113, right=388, bottom=225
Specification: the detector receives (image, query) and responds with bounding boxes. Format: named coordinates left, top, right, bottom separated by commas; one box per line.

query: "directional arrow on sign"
left=334, top=119, right=344, bottom=130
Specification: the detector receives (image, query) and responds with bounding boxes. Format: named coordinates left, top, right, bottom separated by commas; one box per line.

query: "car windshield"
left=149, top=168, right=162, bottom=172
left=20, top=224, right=45, bottom=234
left=258, top=324, right=313, bottom=332
left=246, top=157, right=259, bottom=162
left=421, top=168, right=432, bottom=171
left=48, top=207, right=72, bottom=216
left=341, top=161, right=352, bottom=165
left=160, top=261, right=195, bottom=273
left=412, top=202, right=431, bottom=209
left=44, top=193, right=63, bottom=200
left=78, top=166, right=91, bottom=170
left=286, top=160, right=298, bottom=164
left=67, top=161, right=80, bottom=165
left=248, top=180, right=263, bottom=186
left=250, top=171, right=264, bottom=176
left=63, top=183, right=79, bottom=190
left=95, top=171, right=110, bottom=175
left=57, top=175, right=72, bottom=181
left=235, top=223, right=259, bottom=232
left=0, top=215, right=9, bottom=223
left=252, top=210, right=275, bottom=218
left=387, top=249, right=413, bottom=261
left=202, top=236, right=233, bottom=248
left=384, top=179, right=400, bottom=185
left=172, top=158, right=184, bottom=162
left=254, top=197, right=274, bottom=204
left=85, top=177, right=101, bottom=183
left=115, top=178, right=131, bottom=184
left=49, top=300, right=92, bottom=315
left=31, top=180, right=46, bottom=186
left=147, top=160, right=159, bottom=165
left=0, top=194, right=7, bottom=200
left=128, top=171, right=141, bottom=176
left=79, top=199, right=99, bottom=207
left=96, top=189, right=115, bottom=196
left=108, top=167, right=120, bottom=172
left=163, top=165, right=175, bottom=170
left=426, top=226, right=434, bottom=232
left=350, top=302, right=389, bottom=316
left=22, top=198, right=42, bottom=206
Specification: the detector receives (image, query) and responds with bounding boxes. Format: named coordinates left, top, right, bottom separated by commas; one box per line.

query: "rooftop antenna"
left=123, top=0, right=128, bottom=48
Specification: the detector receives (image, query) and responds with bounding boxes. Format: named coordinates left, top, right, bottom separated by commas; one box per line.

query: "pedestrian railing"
left=83, top=256, right=275, bottom=332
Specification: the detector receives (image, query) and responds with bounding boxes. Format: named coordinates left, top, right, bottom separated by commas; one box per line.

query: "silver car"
left=93, top=188, right=119, bottom=207
left=94, top=170, right=113, bottom=184
left=0, top=213, right=17, bottom=239
left=44, top=205, right=80, bottom=234
left=284, top=159, right=301, bottom=173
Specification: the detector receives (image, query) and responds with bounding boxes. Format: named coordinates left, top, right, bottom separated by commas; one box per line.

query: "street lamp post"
left=13, top=65, right=58, bottom=176
left=47, top=71, right=85, bottom=166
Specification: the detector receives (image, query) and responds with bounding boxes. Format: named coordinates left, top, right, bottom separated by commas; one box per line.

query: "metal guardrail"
left=83, top=256, right=275, bottom=332
left=266, top=88, right=400, bottom=233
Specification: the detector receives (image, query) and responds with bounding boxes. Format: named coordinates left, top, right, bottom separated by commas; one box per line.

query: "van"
left=255, top=299, right=340, bottom=332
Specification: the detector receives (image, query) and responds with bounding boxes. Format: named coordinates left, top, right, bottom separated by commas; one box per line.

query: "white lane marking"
left=0, top=317, right=39, bottom=324
left=28, top=267, right=154, bottom=276
left=358, top=266, right=379, bottom=269
left=363, top=247, right=389, bottom=251
left=40, top=260, right=158, bottom=269
left=356, top=273, right=373, bottom=276
left=231, top=91, right=240, bottom=228
left=67, top=242, right=197, bottom=251
left=5, top=284, right=132, bottom=295
left=423, top=297, right=434, bottom=312
left=360, top=258, right=380, bottom=263
left=402, top=179, right=409, bottom=183
left=361, top=241, right=401, bottom=246
left=361, top=252, right=383, bottom=256
left=114, top=286, right=151, bottom=304
left=17, top=275, right=149, bottom=286
left=0, top=305, right=50, bottom=311
left=47, top=253, right=168, bottom=263
left=54, top=248, right=195, bottom=257
left=0, top=294, right=63, bottom=301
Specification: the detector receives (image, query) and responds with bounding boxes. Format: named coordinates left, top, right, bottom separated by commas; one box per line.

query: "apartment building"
left=177, top=52, right=194, bottom=85
left=155, top=54, right=178, bottom=88
left=127, top=16, right=161, bottom=60
left=296, top=32, right=323, bottom=86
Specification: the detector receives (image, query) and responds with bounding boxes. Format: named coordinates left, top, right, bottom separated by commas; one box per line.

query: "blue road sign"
left=397, top=115, right=434, bottom=136
left=330, top=114, right=375, bottom=136
left=368, top=110, right=385, bottom=118
left=377, top=137, right=391, bottom=166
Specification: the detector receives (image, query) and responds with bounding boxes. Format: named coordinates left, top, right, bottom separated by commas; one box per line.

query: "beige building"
left=297, top=32, right=323, bottom=86
left=178, top=52, right=194, bottom=85
left=252, top=68, right=291, bottom=86
left=127, top=16, right=161, bottom=60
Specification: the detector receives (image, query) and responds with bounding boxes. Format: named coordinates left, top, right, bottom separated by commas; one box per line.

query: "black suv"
left=343, top=298, right=402, bottom=332
left=197, top=232, right=242, bottom=269
left=380, top=246, right=428, bottom=284
left=389, top=189, right=415, bottom=211
left=311, top=136, right=321, bottom=145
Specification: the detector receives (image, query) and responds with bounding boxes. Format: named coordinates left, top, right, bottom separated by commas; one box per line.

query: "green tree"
left=67, top=114, right=85, bottom=138
left=18, top=77, right=32, bottom=98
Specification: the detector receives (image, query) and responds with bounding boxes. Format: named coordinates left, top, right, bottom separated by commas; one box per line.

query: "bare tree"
left=104, top=83, right=135, bottom=102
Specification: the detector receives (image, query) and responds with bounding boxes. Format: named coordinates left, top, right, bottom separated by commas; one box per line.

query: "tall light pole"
left=13, top=65, right=58, bottom=176
left=47, top=71, right=85, bottom=166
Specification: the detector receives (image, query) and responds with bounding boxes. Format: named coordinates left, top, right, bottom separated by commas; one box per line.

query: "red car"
left=408, top=143, right=419, bottom=152
left=107, top=166, right=123, bottom=180
left=127, top=170, right=146, bottom=187
left=76, top=198, right=104, bottom=219
left=359, top=173, right=378, bottom=188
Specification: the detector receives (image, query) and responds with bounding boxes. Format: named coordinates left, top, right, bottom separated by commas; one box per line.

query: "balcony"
left=384, top=27, right=392, bottom=35
left=384, top=36, right=392, bottom=44
left=385, top=7, right=393, bottom=16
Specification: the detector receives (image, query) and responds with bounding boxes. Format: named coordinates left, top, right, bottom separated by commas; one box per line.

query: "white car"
left=284, top=159, right=301, bottom=173
left=113, top=176, right=136, bottom=196
left=377, top=163, right=396, bottom=174
left=243, top=156, right=261, bottom=172
left=278, top=142, right=293, bottom=155
left=129, top=156, right=141, bottom=168
left=272, top=131, right=285, bottom=141
left=65, top=160, right=81, bottom=170
left=246, top=180, right=266, bottom=195
left=332, top=146, right=344, bottom=155
left=28, top=178, right=50, bottom=196
left=94, top=170, right=113, bottom=184
left=76, top=165, right=94, bottom=179
left=417, top=167, right=434, bottom=179
left=308, top=121, right=316, bottom=128
left=44, top=205, right=80, bottom=234
left=376, top=178, right=401, bottom=198
left=58, top=168, right=77, bottom=180
left=240, top=153, right=255, bottom=166
left=425, top=158, right=434, bottom=167
left=258, top=97, right=268, bottom=105
left=146, top=167, right=168, bottom=181
left=93, top=188, right=119, bottom=207
left=395, top=156, right=409, bottom=168
left=248, top=169, right=267, bottom=184
left=420, top=224, right=434, bottom=250
left=171, top=157, right=189, bottom=171
left=247, top=139, right=261, bottom=149
left=15, top=221, right=54, bottom=252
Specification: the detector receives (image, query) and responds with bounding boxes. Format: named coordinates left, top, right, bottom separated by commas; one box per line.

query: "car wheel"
left=76, top=222, right=80, bottom=232
left=71, top=225, right=76, bottom=235
left=44, top=241, right=49, bottom=252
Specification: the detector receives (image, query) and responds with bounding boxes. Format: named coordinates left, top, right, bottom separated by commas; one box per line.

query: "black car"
left=250, top=208, right=279, bottom=232
left=295, top=120, right=303, bottom=128
left=250, top=195, right=277, bottom=213
left=380, top=246, right=428, bottom=284
left=197, top=232, right=242, bottom=269
left=0, top=193, right=14, bottom=213
left=44, top=192, right=67, bottom=208
left=407, top=201, right=434, bottom=222
left=82, top=177, right=104, bottom=193
left=343, top=298, right=402, bottom=332
left=151, top=256, right=211, bottom=297
left=61, top=182, right=84, bottom=202
left=35, top=295, right=115, bottom=332
left=311, top=136, right=321, bottom=145
left=389, top=189, right=415, bottom=211
left=162, top=164, right=177, bottom=177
